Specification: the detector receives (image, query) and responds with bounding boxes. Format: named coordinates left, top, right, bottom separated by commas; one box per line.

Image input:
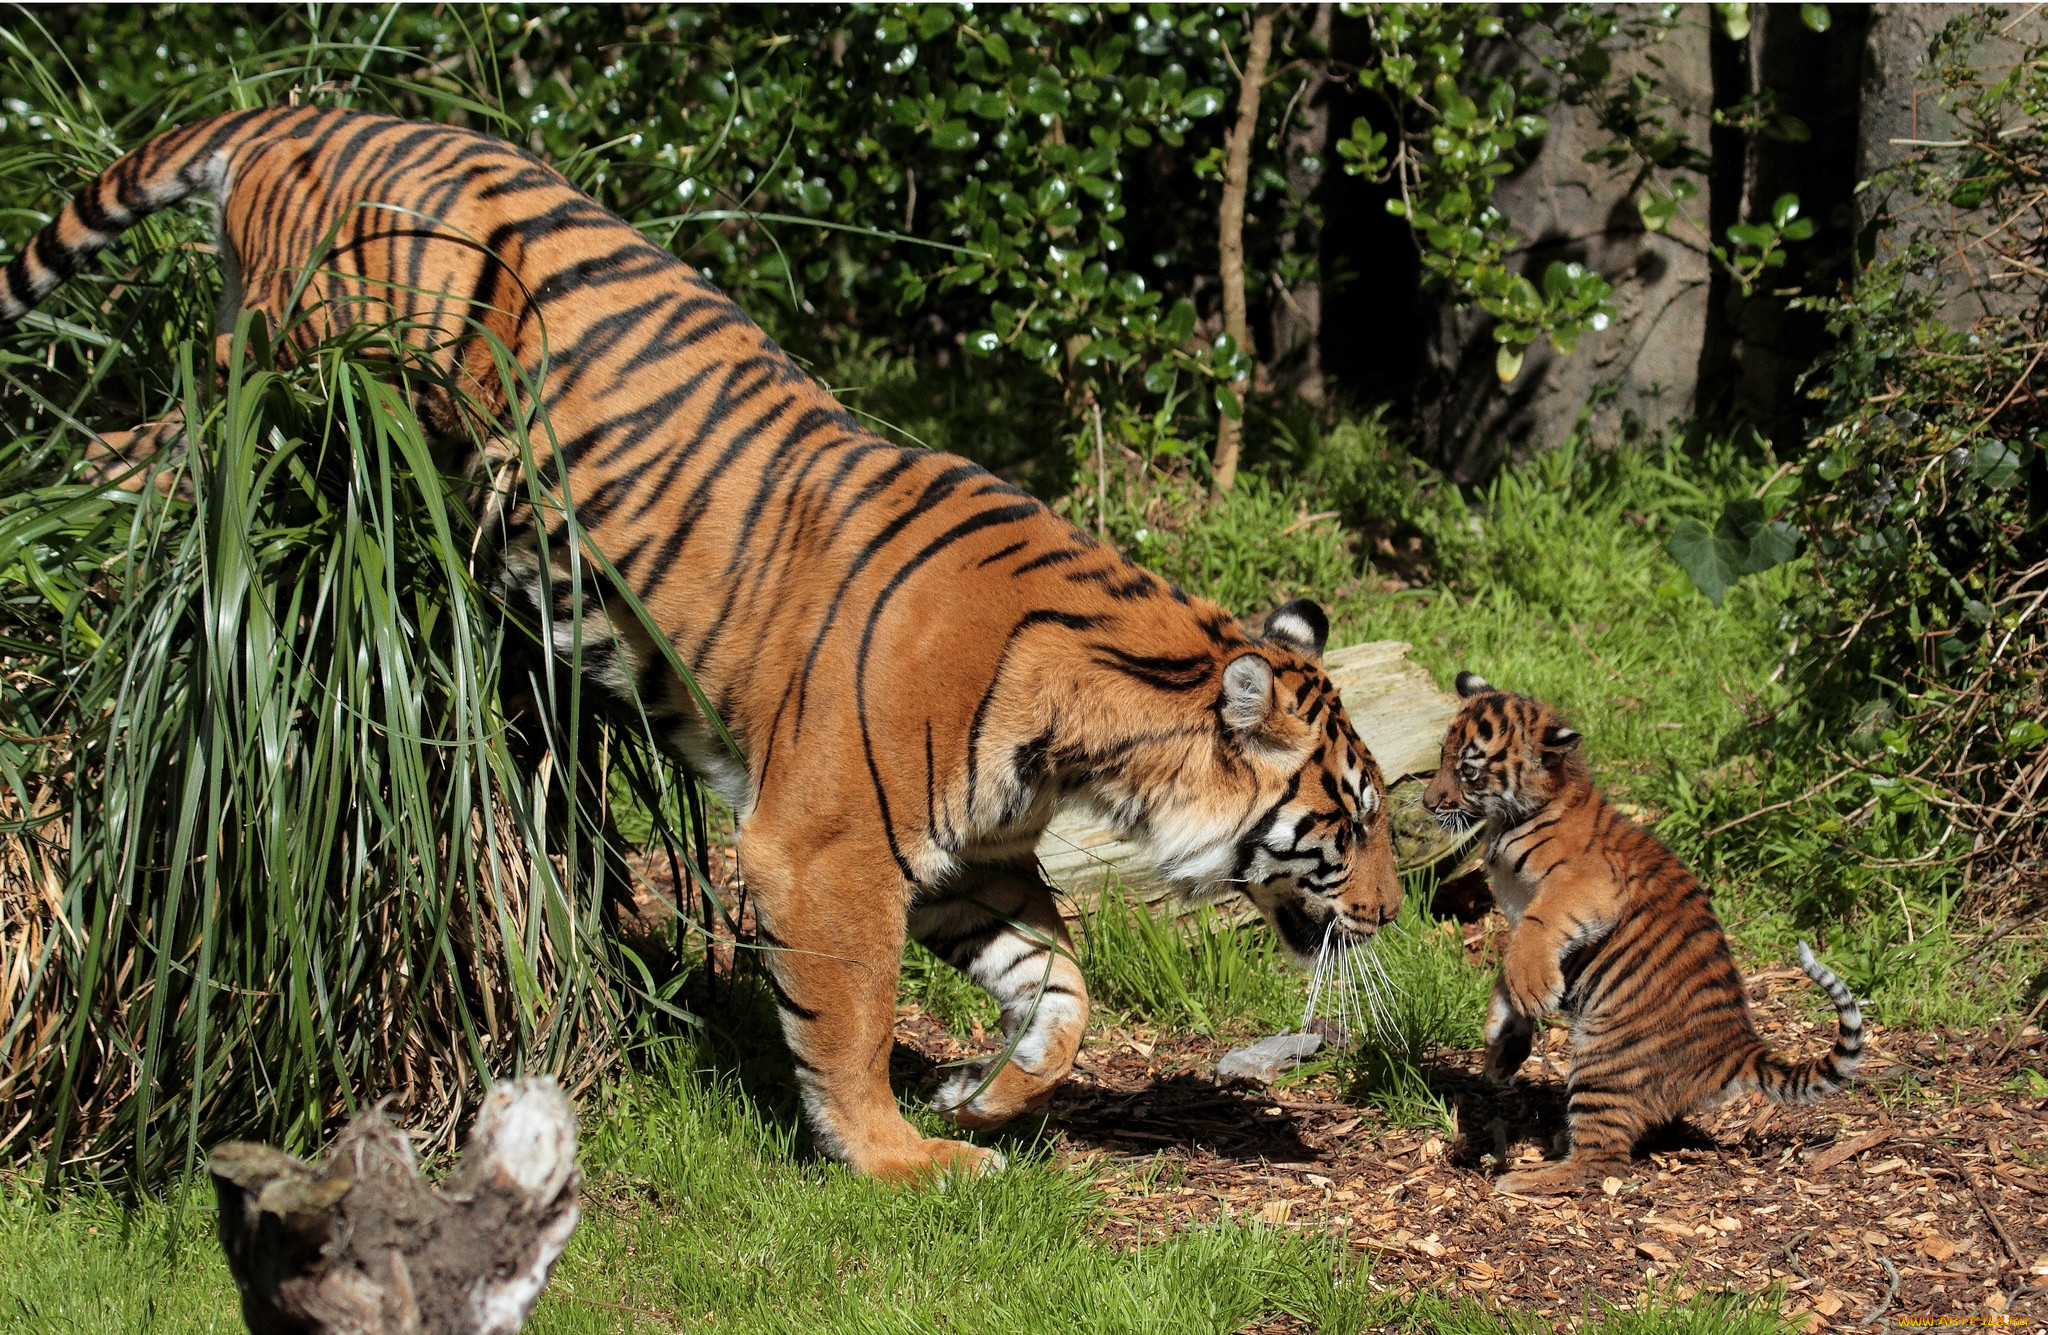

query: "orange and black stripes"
left=8, top=109, right=1402, bottom=1181
left=1424, top=676, right=1863, bottom=1195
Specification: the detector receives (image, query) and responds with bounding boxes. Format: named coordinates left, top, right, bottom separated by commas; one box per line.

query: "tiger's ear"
left=1540, top=722, right=1580, bottom=766
left=1455, top=671, right=1493, bottom=698
left=1262, top=599, right=1328, bottom=658
left=1221, top=653, right=1275, bottom=733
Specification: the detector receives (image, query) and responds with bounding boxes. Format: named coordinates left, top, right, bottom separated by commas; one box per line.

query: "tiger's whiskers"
left=1300, top=920, right=1398, bottom=1048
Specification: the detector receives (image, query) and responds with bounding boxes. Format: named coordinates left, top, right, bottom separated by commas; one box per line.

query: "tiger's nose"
left=1339, top=902, right=1393, bottom=932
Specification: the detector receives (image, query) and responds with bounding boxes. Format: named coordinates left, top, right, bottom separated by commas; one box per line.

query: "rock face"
left=210, top=1078, right=581, bottom=1335
left=1856, top=4, right=2048, bottom=331
left=1414, top=9, right=1715, bottom=483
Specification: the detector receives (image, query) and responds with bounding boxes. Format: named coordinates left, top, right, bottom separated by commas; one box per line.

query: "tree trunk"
left=1212, top=10, right=1276, bottom=499
left=1857, top=4, right=2048, bottom=331
left=1696, top=2, right=1871, bottom=446
left=1412, top=8, right=1714, bottom=484
left=1270, top=3, right=1332, bottom=405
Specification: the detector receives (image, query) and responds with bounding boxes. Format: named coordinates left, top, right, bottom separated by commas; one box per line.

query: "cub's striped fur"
left=1, top=108, right=1403, bottom=1181
left=1423, top=673, right=1863, bottom=1195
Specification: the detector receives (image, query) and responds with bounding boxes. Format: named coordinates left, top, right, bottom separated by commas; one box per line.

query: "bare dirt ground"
left=895, top=964, right=2048, bottom=1332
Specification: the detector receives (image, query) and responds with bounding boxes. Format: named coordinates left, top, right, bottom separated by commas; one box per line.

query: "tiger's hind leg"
left=742, top=829, right=1002, bottom=1183
left=1494, top=1077, right=1647, bottom=1195
left=913, top=864, right=1088, bottom=1130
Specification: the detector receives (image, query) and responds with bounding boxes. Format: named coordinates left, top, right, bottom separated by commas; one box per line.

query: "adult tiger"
left=1, top=108, right=1401, bottom=1181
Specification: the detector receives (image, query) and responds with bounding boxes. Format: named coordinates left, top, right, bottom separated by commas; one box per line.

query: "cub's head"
left=1421, top=673, right=1584, bottom=833
left=1140, top=599, right=1401, bottom=963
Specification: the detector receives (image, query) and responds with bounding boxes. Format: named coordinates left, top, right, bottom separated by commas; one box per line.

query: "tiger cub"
left=1422, top=673, right=1865, bottom=1195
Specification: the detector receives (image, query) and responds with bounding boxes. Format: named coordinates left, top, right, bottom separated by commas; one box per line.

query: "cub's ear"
left=1455, top=671, right=1493, bottom=698
left=1540, top=722, right=1581, bottom=766
left=1262, top=599, right=1329, bottom=658
left=1221, top=653, right=1275, bottom=733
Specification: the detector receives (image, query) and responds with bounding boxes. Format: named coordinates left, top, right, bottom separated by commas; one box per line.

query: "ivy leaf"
left=1973, top=441, right=2021, bottom=488
left=1666, top=499, right=1801, bottom=605
left=1799, top=4, right=1831, bottom=33
left=930, top=120, right=980, bottom=150
left=1666, top=520, right=1733, bottom=605
left=1179, top=87, right=1224, bottom=118
left=1495, top=344, right=1524, bottom=383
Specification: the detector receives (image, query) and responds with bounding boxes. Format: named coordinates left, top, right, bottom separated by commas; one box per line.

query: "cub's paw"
left=1480, top=1037, right=1531, bottom=1086
left=1501, top=946, right=1565, bottom=1019
left=1494, top=1161, right=1605, bottom=1197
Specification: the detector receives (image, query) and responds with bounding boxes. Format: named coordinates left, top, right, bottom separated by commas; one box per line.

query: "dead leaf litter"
left=894, top=970, right=2048, bottom=1330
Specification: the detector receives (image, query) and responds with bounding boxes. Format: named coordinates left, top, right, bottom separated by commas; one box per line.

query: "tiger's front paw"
left=1501, top=942, right=1565, bottom=1019
left=1494, top=1160, right=1607, bottom=1197
left=932, top=1058, right=1061, bottom=1130
left=862, top=1137, right=1007, bottom=1185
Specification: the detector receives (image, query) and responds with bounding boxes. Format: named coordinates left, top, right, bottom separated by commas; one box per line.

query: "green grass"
left=1075, top=883, right=1301, bottom=1037
left=898, top=938, right=1003, bottom=1037
left=1314, top=881, right=1492, bottom=1132
left=1335, top=433, right=1793, bottom=792
left=0, top=1055, right=1796, bottom=1335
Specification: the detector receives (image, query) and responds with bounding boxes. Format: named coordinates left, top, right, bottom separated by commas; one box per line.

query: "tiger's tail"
left=1747, top=941, right=1866, bottom=1106
left=0, top=108, right=295, bottom=325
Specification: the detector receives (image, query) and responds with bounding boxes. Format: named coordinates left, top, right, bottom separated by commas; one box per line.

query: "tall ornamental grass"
left=0, top=43, right=711, bottom=1183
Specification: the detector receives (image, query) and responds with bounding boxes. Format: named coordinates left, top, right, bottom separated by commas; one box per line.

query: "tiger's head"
left=1420, top=672, right=1585, bottom=834
left=1119, top=598, right=1401, bottom=963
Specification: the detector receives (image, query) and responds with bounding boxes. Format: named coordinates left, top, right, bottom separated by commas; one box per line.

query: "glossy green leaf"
left=1666, top=499, right=1801, bottom=605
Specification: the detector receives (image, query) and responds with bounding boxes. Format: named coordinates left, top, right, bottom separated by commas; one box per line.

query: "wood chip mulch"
left=893, top=967, right=2048, bottom=1332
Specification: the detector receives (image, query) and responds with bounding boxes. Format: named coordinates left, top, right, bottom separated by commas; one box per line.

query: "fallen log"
left=209, top=1077, right=580, bottom=1335
left=1036, top=640, right=1462, bottom=914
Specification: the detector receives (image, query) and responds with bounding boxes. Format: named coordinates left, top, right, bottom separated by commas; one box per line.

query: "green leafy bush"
left=0, top=53, right=713, bottom=1180
left=1775, top=10, right=2047, bottom=902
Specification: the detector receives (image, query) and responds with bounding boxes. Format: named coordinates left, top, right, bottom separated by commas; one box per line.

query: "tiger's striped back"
left=1423, top=674, right=1863, bottom=1193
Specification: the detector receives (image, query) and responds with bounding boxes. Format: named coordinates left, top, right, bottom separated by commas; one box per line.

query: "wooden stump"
left=1035, top=640, right=1463, bottom=916
left=209, top=1078, right=580, bottom=1335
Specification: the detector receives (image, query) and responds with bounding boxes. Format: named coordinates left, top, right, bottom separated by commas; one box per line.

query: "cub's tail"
left=1749, top=942, right=1865, bottom=1106
left=0, top=107, right=298, bottom=326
